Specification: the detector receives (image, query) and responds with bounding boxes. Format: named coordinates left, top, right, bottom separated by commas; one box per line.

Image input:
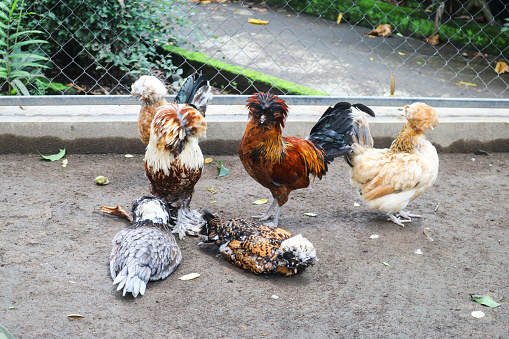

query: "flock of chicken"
left=104, top=74, right=439, bottom=297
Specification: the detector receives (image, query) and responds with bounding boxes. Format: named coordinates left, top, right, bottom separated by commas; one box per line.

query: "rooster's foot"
left=172, top=208, right=205, bottom=240
left=253, top=199, right=278, bottom=221
left=387, top=213, right=412, bottom=227
left=397, top=210, right=422, bottom=219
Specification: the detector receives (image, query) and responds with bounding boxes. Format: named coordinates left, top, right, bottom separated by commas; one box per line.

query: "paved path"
left=188, top=1, right=508, bottom=98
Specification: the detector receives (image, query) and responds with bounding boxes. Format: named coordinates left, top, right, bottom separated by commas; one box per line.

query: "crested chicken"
left=199, top=211, right=316, bottom=276
left=239, top=93, right=375, bottom=226
left=131, top=75, right=169, bottom=145
left=144, top=74, right=212, bottom=239
left=348, top=102, right=439, bottom=226
left=110, top=196, right=181, bottom=297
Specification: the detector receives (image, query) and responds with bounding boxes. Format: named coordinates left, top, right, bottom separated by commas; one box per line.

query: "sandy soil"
left=0, top=153, right=508, bottom=338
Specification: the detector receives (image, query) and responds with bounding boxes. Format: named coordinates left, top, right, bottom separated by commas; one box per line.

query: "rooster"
left=110, top=196, right=181, bottom=297
left=144, top=74, right=213, bottom=239
left=199, top=211, right=316, bottom=276
left=131, top=75, right=169, bottom=145
left=239, top=93, right=375, bottom=226
left=348, top=102, right=439, bottom=226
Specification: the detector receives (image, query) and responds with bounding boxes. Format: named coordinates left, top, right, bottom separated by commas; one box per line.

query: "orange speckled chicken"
left=239, top=93, right=375, bottom=226
left=110, top=196, right=181, bottom=297
left=144, top=74, right=212, bottom=239
left=348, top=102, right=439, bottom=226
left=131, top=75, right=168, bottom=145
left=199, top=211, right=316, bottom=276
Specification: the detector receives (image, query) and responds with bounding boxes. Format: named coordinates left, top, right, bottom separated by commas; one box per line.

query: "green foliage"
left=0, top=0, right=50, bottom=95
left=502, top=18, right=509, bottom=33
left=28, top=0, right=199, bottom=80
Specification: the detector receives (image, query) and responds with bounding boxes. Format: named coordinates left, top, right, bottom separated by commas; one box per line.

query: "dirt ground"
left=0, top=152, right=507, bottom=338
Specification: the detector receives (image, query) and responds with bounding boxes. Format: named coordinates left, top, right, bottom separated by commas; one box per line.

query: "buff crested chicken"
left=144, top=73, right=212, bottom=239
left=131, top=75, right=169, bottom=146
left=110, top=196, right=181, bottom=297
left=239, top=93, right=375, bottom=226
left=199, top=211, right=316, bottom=276
left=348, top=102, right=439, bottom=226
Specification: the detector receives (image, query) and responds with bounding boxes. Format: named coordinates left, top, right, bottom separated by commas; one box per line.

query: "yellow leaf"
left=370, top=57, right=374, bottom=61
left=390, top=72, right=396, bottom=96
left=336, top=12, right=343, bottom=24
left=179, top=273, right=200, bottom=281
left=210, top=201, right=216, bottom=204
left=253, top=199, right=268, bottom=205
left=457, top=81, right=477, bottom=87
left=204, top=157, right=213, bottom=164
left=495, top=61, right=509, bottom=74
left=205, top=187, right=218, bottom=194
left=305, top=212, right=317, bottom=217
left=248, top=18, right=269, bottom=25
left=397, top=51, right=405, bottom=56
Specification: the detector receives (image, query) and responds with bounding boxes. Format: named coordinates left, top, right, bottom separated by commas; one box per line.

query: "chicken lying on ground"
left=131, top=75, right=169, bottom=146
left=199, top=211, right=316, bottom=276
left=145, top=74, right=212, bottom=239
left=348, top=102, right=439, bottom=226
left=110, top=196, right=181, bottom=297
left=239, top=93, right=375, bottom=226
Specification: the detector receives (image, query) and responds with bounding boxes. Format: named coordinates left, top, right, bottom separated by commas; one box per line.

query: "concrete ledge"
left=0, top=104, right=508, bottom=154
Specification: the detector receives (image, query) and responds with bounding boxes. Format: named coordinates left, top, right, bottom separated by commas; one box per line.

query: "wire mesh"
left=1, top=0, right=508, bottom=99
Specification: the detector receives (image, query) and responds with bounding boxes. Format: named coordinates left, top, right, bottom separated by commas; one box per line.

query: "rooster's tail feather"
left=175, top=74, right=212, bottom=116
left=352, top=116, right=374, bottom=148
left=307, top=102, right=375, bottom=162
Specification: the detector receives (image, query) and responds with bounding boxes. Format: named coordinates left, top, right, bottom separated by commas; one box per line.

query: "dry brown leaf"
left=495, top=61, right=509, bottom=74
left=425, top=33, right=440, bottom=46
left=390, top=72, right=396, bottom=96
left=67, top=314, right=84, bottom=319
left=365, top=24, right=392, bottom=37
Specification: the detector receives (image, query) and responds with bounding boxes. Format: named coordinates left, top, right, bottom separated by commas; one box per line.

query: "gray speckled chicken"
left=110, top=196, right=181, bottom=297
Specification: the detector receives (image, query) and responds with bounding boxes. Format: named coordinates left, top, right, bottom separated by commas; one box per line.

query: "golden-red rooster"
left=199, top=211, right=316, bottom=276
left=110, top=196, right=181, bottom=297
left=348, top=102, right=439, bottom=226
left=144, top=74, right=212, bottom=239
left=239, top=93, right=375, bottom=226
left=131, top=75, right=169, bottom=145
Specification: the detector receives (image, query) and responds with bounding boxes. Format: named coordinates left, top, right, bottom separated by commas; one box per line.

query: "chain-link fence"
left=1, top=0, right=508, bottom=98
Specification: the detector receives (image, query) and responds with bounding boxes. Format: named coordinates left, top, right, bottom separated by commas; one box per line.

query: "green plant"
left=28, top=0, right=202, bottom=83
left=0, top=0, right=50, bottom=95
left=502, top=18, right=509, bottom=33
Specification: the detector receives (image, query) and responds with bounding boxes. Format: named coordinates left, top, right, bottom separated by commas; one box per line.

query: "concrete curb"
left=0, top=104, right=508, bottom=154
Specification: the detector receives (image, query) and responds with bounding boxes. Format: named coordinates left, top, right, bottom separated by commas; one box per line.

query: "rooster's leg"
left=172, top=197, right=205, bottom=239
left=263, top=206, right=283, bottom=227
left=397, top=210, right=422, bottom=219
left=253, top=199, right=278, bottom=221
left=173, top=208, right=188, bottom=240
left=387, top=213, right=412, bottom=227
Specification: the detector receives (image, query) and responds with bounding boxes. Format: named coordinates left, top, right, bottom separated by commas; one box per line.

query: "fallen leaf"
left=471, top=311, right=485, bottom=318
left=204, top=157, right=213, bottom=164
left=210, top=201, right=216, bottom=204
left=218, top=160, right=229, bottom=177
left=396, top=32, right=403, bottom=37
left=205, top=187, right=218, bottom=194
left=62, top=159, right=68, bottom=168
left=0, top=325, right=14, bottom=339
left=38, top=149, right=66, bottom=161
left=370, top=234, right=380, bottom=239
left=248, top=18, right=269, bottom=25
left=390, top=71, right=396, bottom=96
left=354, top=202, right=360, bottom=207
left=414, top=249, right=423, bottom=255
left=67, top=314, right=84, bottom=319
left=179, top=273, right=200, bottom=281
left=397, top=51, right=405, bottom=56
left=457, top=81, right=477, bottom=87
left=365, top=24, right=392, bottom=37
left=336, top=12, right=343, bottom=24
left=383, top=262, right=390, bottom=266
left=472, top=295, right=501, bottom=308
left=425, top=33, right=440, bottom=46
left=304, top=212, right=317, bottom=217
left=270, top=294, right=279, bottom=300
left=495, top=61, right=509, bottom=74
left=417, top=61, right=422, bottom=65
left=124, top=154, right=134, bottom=158
left=253, top=199, right=268, bottom=205
left=8, top=306, right=15, bottom=309
left=95, top=176, right=109, bottom=185
left=423, top=227, right=434, bottom=241
left=370, top=57, right=374, bottom=61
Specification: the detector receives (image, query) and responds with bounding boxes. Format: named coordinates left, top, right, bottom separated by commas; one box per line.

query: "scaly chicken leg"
left=172, top=197, right=205, bottom=240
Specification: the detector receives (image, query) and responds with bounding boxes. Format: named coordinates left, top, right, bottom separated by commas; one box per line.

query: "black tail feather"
left=175, top=73, right=208, bottom=105
left=307, top=102, right=375, bottom=162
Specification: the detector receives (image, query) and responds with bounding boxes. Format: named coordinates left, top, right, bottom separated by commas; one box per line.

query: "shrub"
left=26, top=0, right=200, bottom=92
